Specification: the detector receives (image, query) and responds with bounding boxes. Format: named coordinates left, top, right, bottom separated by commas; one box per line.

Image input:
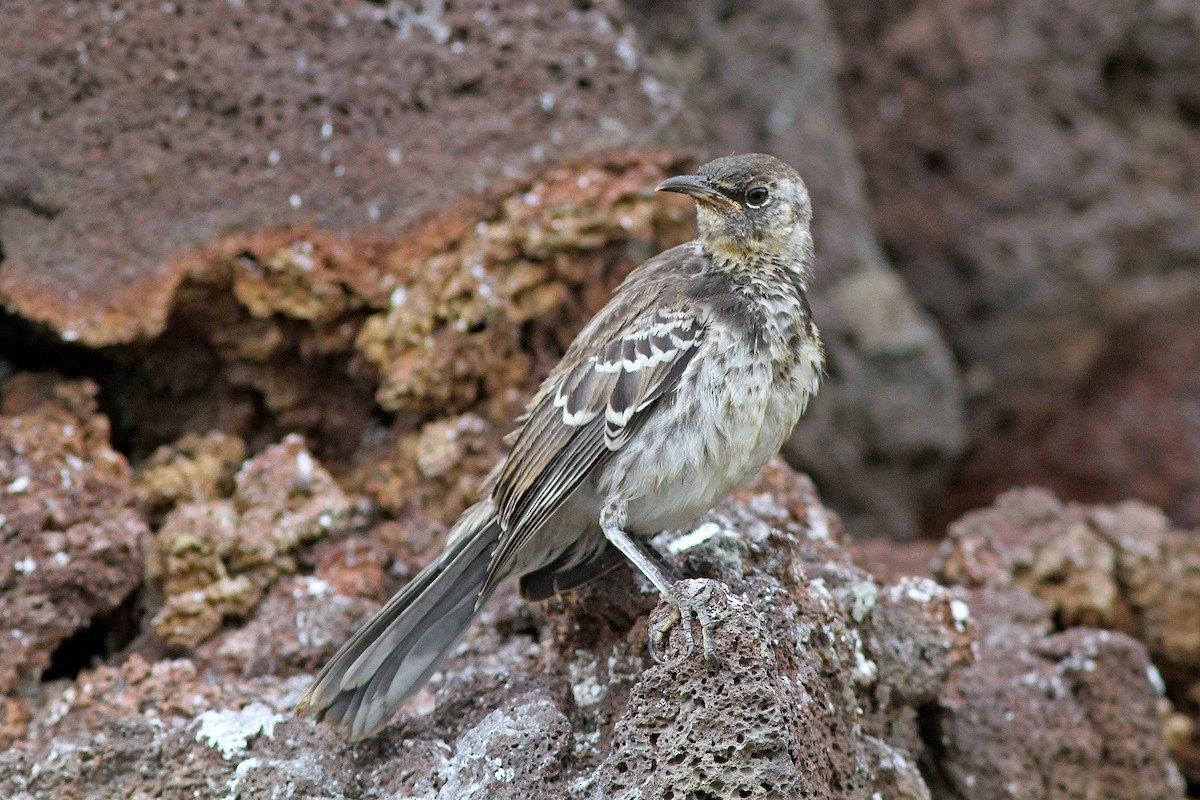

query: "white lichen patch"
left=665, top=522, right=722, bottom=554
left=805, top=502, right=832, bottom=541
left=851, top=632, right=878, bottom=685
left=949, top=598, right=971, bottom=631
left=222, top=757, right=261, bottom=800
left=194, top=702, right=283, bottom=759
left=568, top=652, right=605, bottom=708
left=849, top=581, right=878, bottom=623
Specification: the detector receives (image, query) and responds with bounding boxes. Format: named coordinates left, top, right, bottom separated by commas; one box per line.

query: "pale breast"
left=608, top=305, right=821, bottom=534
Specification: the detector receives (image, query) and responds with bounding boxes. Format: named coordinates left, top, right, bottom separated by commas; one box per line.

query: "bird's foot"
left=649, top=579, right=720, bottom=670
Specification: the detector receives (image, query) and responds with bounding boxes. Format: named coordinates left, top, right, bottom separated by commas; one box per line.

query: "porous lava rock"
left=935, top=591, right=1185, bottom=800
left=0, top=0, right=972, bottom=543
left=1, top=457, right=976, bottom=800
left=145, top=434, right=359, bottom=649
left=102, top=152, right=694, bottom=476
left=936, top=487, right=1200, bottom=786
left=0, top=0, right=688, bottom=346
left=0, top=374, right=146, bottom=696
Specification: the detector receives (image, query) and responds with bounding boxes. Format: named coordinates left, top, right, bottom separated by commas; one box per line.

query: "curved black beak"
left=654, top=175, right=741, bottom=211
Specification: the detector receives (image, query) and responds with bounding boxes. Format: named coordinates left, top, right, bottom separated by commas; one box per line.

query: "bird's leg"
left=625, top=533, right=687, bottom=583
left=599, top=501, right=720, bottom=669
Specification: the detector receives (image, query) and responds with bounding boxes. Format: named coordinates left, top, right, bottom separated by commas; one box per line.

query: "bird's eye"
left=745, top=186, right=770, bottom=208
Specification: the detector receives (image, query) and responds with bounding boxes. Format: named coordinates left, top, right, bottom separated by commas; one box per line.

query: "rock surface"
left=0, top=0, right=970, bottom=541
left=0, top=0, right=688, bottom=346
left=937, top=487, right=1200, bottom=786
left=2, top=445, right=1185, bottom=799
left=99, top=152, right=696, bottom=469
left=0, top=375, right=145, bottom=696
left=144, top=434, right=359, bottom=648
left=0, top=0, right=1194, bottom=796
left=937, top=600, right=1185, bottom=800
left=0, top=457, right=971, bottom=800
left=833, top=0, right=1200, bottom=527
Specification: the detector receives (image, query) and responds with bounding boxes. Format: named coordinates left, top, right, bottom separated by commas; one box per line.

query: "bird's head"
left=656, top=153, right=812, bottom=272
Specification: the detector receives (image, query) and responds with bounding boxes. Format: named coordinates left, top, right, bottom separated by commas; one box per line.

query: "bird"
left=296, top=153, right=824, bottom=739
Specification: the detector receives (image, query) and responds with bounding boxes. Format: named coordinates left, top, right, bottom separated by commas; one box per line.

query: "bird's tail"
left=296, top=501, right=501, bottom=739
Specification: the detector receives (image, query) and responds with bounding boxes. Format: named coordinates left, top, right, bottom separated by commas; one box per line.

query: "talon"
left=649, top=638, right=666, bottom=664
left=649, top=605, right=680, bottom=663
left=646, top=580, right=719, bottom=668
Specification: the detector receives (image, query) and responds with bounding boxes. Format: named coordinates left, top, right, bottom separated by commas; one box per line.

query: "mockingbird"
left=298, top=153, right=824, bottom=739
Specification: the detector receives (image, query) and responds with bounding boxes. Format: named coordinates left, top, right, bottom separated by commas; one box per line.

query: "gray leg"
left=634, top=538, right=687, bottom=584
left=600, top=501, right=719, bottom=668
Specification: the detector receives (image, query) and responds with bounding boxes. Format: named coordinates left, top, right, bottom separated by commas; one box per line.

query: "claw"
left=648, top=605, right=680, bottom=663
left=648, top=580, right=721, bottom=669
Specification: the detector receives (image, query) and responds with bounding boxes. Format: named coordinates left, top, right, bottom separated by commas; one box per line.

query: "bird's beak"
left=654, top=175, right=741, bottom=211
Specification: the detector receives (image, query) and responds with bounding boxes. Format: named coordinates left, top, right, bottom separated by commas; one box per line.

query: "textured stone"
left=937, top=488, right=1200, bottom=671
left=433, top=691, right=573, bottom=800
left=95, top=152, right=694, bottom=480
left=0, top=0, right=688, bottom=346
left=936, top=611, right=1185, bottom=799
left=134, top=431, right=247, bottom=524
left=577, top=459, right=970, bottom=800
left=936, top=488, right=1200, bottom=786
left=833, top=0, right=1200, bottom=526
left=0, top=374, right=145, bottom=694
left=196, top=558, right=385, bottom=679
left=146, top=434, right=357, bottom=648
left=0, top=458, right=975, bottom=800
left=352, top=155, right=694, bottom=419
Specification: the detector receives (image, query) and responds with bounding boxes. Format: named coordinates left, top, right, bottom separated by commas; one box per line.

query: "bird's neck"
left=699, top=228, right=814, bottom=300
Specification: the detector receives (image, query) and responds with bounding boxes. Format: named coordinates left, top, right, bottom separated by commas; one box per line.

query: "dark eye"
left=746, top=186, right=770, bottom=208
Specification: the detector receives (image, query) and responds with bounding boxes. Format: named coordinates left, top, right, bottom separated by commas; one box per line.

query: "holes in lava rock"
left=0, top=271, right=387, bottom=475
left=922, top=149, right=949, bottom=175
left=1102, top=50, right=1157, bottom=124
left=42, top=590, right=142, bottom=683
left=1176, top=93, right=1200, bottom=128
left=0, top=309, right=114, bottom=385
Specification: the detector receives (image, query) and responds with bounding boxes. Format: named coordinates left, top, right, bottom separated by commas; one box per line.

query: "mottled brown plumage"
left=297, top=153, right=824, bottom=739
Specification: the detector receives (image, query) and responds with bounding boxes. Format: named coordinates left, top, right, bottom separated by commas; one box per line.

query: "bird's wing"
left=484, top=303, right=706, bottom=591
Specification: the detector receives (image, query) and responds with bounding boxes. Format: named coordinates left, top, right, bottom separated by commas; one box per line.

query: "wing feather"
left=484, top=306, right=704, bottom=591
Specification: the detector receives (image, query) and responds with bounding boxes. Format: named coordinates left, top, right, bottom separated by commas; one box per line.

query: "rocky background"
left=1, top=1, right=1197, bottom=798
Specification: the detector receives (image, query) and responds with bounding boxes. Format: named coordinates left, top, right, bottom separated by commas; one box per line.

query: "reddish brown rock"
left=0, top=0, right=689, bottom=346
left=350, top=412, right=503, bottom=528
left=936, top=606, right=1185, bottom=799
left=937, top=488, right=1200, bottom=672
left=134, top=431, right=247, bottom=524
left=936, top=487, right=1200, bottom=785
left=0, top=0, right=971, bottom=545
left=1, top=458, right=976, bottom=800
left=832, top=0, right=1200, bottom=526
left=353, top=155, right=695, bottom=419
left=0, top=374, right=145, bottom=695
left=1026, top=317, right=1200, bottom=526
left=564, top=459, right=971, bottom=799
left=97, top=152, right=694, bottom=479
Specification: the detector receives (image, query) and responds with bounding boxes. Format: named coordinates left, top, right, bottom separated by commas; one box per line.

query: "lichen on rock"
left=146, top=435, right=356, bottom=648
left=355, top=156, right=694, bottom=418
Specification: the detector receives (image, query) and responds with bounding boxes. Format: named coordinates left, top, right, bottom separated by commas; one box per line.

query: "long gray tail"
left=296, top=502, right=501, bottom=739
